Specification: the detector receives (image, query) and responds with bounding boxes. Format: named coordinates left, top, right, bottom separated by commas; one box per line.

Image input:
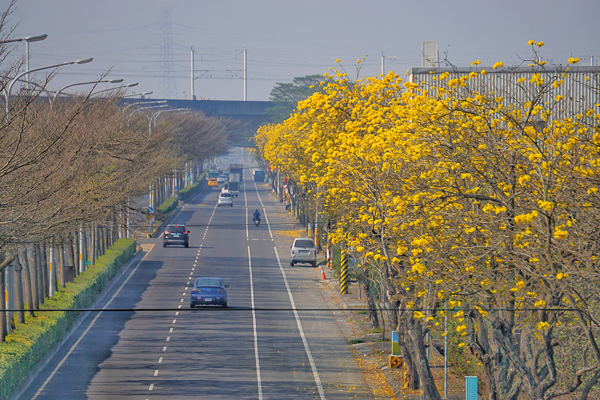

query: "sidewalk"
left=321, top=274, right=466, bottom=400
left=266, top=185, right=468, bottom=400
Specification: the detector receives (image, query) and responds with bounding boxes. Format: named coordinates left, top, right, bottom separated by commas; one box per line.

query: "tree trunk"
left=101, top=225, right=106, bottom=254
left=407, top=317, right=442, bottom=400
left=0, top=253, right=15, bottom=342
left=67, top=234, right=75, bottom=278
left=71, top=232, right=78, bottom=277
left=362, top=276, right=379, bottom=329
left=20, top=248, right=34, bottom=317
left=27, top=246, right=39, bottom=310
left=397, top=315, right=420, bottom=390
left=113, top=208, right=118, bottom=245
left=0, top=267, right=6, bottom=342
left=57, top=240, right=65, bottom=288
left=38, top=243, right=47, bottom=302
left=90, top=223, right=96, bottom=266
left=14, top=255, right=25, bottom=324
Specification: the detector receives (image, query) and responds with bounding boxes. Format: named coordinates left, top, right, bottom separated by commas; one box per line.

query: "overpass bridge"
left=121, top=99, right=274, bottom=147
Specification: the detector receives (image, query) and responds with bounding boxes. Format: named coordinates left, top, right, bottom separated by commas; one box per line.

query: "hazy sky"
left=5, top=0, right=599, bottom=101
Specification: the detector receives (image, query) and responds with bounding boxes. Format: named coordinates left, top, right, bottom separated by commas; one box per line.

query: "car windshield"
left=220, top=193, right=232, bottom=198
left=294, top=239, right=314, bottom=248
left=168, top=226, right=185, bottom=233
left=195, top=278, right=222, bottom=287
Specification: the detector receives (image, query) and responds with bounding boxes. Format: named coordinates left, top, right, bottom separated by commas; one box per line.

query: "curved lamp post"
left=4, top=57, right=93, bottom=118
left=0, top=34, right=48, bottom=45
left=127, top=104, right=168, bottom=133
left=91, top=82, right=138, bottom=97
left=52, top=78, right=124, bottom=102
left=122, top=100, right=167, bottom=112
left=0, top=76, right=54, bottom=99
left=153, top=108, right=189, bottom=127
left=123, top=91, right=153, bottom=98
left=0, top=34, right=48, bottom=90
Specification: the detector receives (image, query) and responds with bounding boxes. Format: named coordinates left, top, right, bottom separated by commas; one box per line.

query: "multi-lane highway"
left=17, top=164, right=373, bottom=399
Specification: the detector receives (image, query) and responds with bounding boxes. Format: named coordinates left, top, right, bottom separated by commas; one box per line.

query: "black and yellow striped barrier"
left=340, top=248, right=349, bottom=294
left=389, top=355, right=403, bottom=369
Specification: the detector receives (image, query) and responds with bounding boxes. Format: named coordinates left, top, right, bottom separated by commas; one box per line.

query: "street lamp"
left=3, top=57, right=93, bottom=117
left=127, top=104, right=168, bottom=133
left=153, top=108, right=189, bottom=127
left=123, top=91, right=153, bottom=98
left=53, top=78, right=124, bottom=102
left=0, top=76, right=54, bottom=99
left=122, top=100, right=167, bottom=112
left=0, top=34, right=49, bottom=90
left=91, top=82, right=138, bottom=97
left=0, top=34, right=48, bottom=44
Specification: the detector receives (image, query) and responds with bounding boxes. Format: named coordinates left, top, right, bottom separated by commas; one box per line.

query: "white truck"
left=222, top=181, right=240, bottom=197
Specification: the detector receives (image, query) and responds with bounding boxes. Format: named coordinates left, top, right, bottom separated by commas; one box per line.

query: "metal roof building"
left=407, top=66, right=600, bottom=118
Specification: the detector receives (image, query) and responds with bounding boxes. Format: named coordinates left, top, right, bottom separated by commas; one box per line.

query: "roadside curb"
left=6, top=248, right=145, bottom=400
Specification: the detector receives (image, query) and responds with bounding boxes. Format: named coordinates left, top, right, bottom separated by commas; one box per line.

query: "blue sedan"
left=190, top=277, right=228, bottom=308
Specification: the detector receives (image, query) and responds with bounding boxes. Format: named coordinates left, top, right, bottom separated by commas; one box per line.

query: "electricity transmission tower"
left=158, top=7, right=177, bottom=99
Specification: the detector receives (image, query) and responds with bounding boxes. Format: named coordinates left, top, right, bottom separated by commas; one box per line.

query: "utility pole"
left=243, top=47, right=247, bottom=101
left=381, top=52, right=385, bottom=75
left=25, top=41, right=30, bottom=90
left=191, top=46, right=196, bottom=100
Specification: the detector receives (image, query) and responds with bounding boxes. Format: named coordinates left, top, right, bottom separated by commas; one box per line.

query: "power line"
left=3, top=307, right=591, bottom=313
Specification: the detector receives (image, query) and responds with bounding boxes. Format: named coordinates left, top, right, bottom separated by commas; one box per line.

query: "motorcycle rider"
left=253, top=209, right=261, bottom=221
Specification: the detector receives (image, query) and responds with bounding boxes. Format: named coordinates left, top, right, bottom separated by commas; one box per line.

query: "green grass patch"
left=0, top=238, right=136, bottom=400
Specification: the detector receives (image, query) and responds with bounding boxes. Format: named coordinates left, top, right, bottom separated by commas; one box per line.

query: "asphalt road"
left=17, top=164, right=373, bottom=399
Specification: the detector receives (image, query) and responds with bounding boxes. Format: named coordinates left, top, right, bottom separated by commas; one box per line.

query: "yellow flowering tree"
left=255, top=46, right=600, bottom=399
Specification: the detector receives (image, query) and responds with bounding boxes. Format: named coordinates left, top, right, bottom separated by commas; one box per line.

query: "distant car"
left=217, top=192, right=233, bottom=207
left=164, top=224, right=189, bottom=248
left=217, top=174, right=228, bottom=183
left=208, top=179, right=218, bottom=186
left=190, top=277, right=228, bottom=308
left=290, top=237, right=317, bottom=267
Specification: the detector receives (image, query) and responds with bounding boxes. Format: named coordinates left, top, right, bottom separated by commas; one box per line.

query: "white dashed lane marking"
left=150, top=191, right=215, bottom=392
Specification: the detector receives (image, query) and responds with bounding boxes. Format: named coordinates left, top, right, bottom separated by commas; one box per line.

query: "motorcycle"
left=253, top=217, right=261, bottom=226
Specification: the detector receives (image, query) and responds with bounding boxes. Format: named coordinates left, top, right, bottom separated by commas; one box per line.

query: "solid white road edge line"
left=247, top=246, right=264, bottom=400
left=274, top=247, right=327, bottom=400
left=244, top=185, right=249, bottom=239
left=31, top=245, right=156, bottom=400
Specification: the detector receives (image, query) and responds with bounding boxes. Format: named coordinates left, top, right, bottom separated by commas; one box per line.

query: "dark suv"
left=163, top=224, right=189, bottom=247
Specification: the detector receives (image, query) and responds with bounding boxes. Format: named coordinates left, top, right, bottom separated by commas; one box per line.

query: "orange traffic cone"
left=321, top=268, right=327, bottom=280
